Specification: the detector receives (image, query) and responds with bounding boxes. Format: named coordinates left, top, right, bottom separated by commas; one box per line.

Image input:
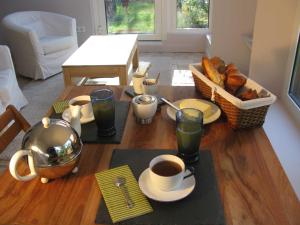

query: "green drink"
left=176, top=108, right=203, bottom=164
left=90, top=89, right=116, bottom=136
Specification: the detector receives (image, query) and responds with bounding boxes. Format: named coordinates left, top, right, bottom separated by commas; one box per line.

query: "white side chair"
left=0, top=45, right=28, bottom=113
left=2, top=11, right=78, bottom=80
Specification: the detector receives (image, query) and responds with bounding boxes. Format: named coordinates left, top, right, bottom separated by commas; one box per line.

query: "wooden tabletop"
left=0, top=86, right=299, bottom=225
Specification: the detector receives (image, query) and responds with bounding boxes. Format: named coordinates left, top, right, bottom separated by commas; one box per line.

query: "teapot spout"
left=70, top=105, right=81, bottom=137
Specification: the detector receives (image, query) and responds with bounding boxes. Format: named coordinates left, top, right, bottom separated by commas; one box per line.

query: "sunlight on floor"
left=171, top=69, right=195, bottom=86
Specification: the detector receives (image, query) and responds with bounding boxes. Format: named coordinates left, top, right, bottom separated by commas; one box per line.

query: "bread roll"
left=225, top=73, right=246, bottom=95
left=202, top=56, right=225, bottom=88
left=226, top=63, right=239, bottom=75
left=210, top=56, right=226, bottom=74
left=238, top=89, right=259, bottom=101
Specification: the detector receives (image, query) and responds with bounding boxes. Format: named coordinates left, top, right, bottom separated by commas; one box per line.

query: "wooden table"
left=62, top=35, right=139, bottom=86
left=0, top=86, right=299, bottom=225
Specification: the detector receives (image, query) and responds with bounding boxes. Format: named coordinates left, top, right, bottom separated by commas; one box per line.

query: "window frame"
left=282, top=30, right=300, bottom=125
left=90, top=0, right=210, bottom=40
left=288, top=33, right=300, bottom=108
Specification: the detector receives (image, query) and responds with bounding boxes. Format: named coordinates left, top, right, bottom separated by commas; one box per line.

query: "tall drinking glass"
left=176, top=108, right=203, bottom=164
left=90, top=89, right=116, bottom=136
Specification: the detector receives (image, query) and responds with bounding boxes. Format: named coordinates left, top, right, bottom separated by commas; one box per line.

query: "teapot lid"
left=21, top=117, right=82, bottom=167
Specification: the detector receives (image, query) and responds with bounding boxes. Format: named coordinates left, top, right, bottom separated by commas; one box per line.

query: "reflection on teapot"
left=9, top=117, right=83, bottom=184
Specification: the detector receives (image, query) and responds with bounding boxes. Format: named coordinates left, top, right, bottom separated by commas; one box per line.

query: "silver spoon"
left=161, top=97, right=180, bottom=111
left=114, top=176, right=134, bottom=209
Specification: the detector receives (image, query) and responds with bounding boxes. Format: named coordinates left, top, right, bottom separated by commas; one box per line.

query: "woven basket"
left=190, top=63, right=276, bottom=129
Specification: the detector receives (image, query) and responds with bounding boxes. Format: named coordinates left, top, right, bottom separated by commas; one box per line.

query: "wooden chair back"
left=0, top=105, right=31, bottom=153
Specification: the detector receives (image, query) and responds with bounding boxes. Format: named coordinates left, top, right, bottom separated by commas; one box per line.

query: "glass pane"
left=105, top=0, right=155, bottom=34
left=289, top=34, right=300, bottom=108
left=176, top=0, right=209, bottom=29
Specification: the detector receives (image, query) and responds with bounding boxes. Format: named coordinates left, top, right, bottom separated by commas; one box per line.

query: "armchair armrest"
left=0, top=45, right=14, bottom=71
left=2, top=21, right=44, bottom=59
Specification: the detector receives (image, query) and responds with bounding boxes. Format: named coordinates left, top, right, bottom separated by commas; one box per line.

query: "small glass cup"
left=176, top=108, right=203, bottom=164
left=90, top=89, right=116, bottom=136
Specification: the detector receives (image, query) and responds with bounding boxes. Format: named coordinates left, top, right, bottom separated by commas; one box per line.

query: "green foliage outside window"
left=177, top=0, right=209, bottom=28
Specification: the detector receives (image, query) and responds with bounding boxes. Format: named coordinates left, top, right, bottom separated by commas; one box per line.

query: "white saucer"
left=138, top=168, right=196, bottom=202
left=62, top=108, right=94, bottom=124
left=166, top=99, right=221, bottom=124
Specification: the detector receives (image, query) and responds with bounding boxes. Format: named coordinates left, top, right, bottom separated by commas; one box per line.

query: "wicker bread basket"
left=189, top=63, right=277, bottom=129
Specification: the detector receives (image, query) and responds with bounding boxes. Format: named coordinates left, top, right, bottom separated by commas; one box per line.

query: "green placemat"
left=95, top=165, right=153, bottom=223
left=53, top=100, right=69, bottom=113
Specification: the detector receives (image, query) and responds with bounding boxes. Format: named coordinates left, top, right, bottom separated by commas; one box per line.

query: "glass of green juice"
left=90, top=89, right=116, bottom=136
left=176, top=108, right=203, bottom=164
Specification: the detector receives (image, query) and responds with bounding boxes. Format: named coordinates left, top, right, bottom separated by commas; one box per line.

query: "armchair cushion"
left=40, top=35, right=76, bottom=55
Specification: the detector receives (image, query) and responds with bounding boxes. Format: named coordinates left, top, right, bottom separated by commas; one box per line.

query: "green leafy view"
left=105, top=0, right=209, bottom=34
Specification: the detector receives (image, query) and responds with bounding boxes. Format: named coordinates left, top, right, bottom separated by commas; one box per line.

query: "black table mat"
left=51, top=101, right=129, bottom=144
left=96, top=149, right=225, bottom=225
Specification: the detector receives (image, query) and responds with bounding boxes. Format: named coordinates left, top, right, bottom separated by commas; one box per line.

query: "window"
left=105, top=0, right=155, bottom=34
left=99, top=0, right=162, bottom=40
left=289, top=33, right=300, bottom=108
left=176, top=0, right=209, bottom=29
left=93, top=0, right=210, bottom=40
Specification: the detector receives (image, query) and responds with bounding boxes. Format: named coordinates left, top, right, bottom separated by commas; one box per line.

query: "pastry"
left=210, top=56, right=226, bottom=74
left=225, top=73, right=247, bottom=95
left=226, top=63, right=239, bottom=75
left=238, top=88, right=259, bottom=101
left=202, top=56, right=225, bottom=88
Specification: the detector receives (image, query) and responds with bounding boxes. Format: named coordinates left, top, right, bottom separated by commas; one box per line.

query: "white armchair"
left=2, top=11, right=78, bottom=80
left=0, top=45, right=28, bottom=114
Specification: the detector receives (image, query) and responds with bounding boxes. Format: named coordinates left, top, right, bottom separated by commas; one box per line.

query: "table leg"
left=119, top=66, right=128, bottom=85
left=63, top=68, right=72, bottom=87
left=132, top=47, right=139, bottom=70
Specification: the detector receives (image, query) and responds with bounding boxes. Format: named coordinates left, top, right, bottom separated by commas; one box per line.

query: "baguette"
left=202, top=56, right=224, bottom=88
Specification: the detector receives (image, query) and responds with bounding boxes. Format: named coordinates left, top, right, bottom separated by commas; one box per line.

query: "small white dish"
left=62, top=108, right=94, bottom=124
left=138, top=168, right=196, bottom=202
left=166, top=99, right=221, bottom=124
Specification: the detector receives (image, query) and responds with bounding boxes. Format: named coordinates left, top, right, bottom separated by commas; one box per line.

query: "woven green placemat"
left=53, top=100, right=69, bottom=113
left=95, top=165, right=153, bottom=223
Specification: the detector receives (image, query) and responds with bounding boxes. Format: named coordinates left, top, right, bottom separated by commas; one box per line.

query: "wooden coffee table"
left=62, top=35, right=139, bottom=86
left=0, top=86, right=299, bottom=225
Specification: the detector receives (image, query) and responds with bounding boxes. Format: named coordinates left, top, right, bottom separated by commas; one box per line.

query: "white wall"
left=252, top=0, right=300, bottom=199
left=209, top=0, right=257, bottom=74
left=0, top=0, right=94, bottom=45
left=249, top=0, right=298, bottom=97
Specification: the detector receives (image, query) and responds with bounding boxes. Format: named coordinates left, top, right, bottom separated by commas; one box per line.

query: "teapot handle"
left=9, top=150, right=37, bottom=181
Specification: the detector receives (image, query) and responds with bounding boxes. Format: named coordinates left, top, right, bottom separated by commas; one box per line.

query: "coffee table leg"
left=119, top=66, right=128, bottom=85
left=63, top=68, right=72, bottom=87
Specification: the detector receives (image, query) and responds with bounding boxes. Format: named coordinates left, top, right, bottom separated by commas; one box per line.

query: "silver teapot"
left=9, top=116, right=82, bottom=183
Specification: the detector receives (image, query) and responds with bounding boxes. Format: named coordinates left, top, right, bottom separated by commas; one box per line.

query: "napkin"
left=95, top=165, right=153, bottom=223
left=53, top=100, right=69, bottom=113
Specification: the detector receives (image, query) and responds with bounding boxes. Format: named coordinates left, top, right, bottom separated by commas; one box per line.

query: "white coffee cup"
left=149, top=154, right=193, bottom=191
left=132, top=72, right=145, bottom=95
left=69, top=95, right=93, bottom=119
